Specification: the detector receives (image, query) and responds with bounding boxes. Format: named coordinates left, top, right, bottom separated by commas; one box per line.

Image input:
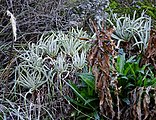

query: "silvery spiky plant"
left=15, top=43, right=52, bottom=91
left=37, top=32, right=60, bottom=58
left=53, top=52, right=68, bottom=74
left=15, top=27, right=91, bottom=90
left=108, top=11, right=151, bottom=51
left=73, top=51, right=87, bottom=70
left=14, top=27, right=92, bottom=119
left=60, top=27, right=90, bottom=56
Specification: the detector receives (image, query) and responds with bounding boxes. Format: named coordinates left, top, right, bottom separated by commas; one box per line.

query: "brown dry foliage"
left=83, top=20, right=156, bottom=119
left=86, top=20, right=117, bottom=119
left=122, top=87, right=156, bottom=120
left=140, top=29, right=156, bottom=70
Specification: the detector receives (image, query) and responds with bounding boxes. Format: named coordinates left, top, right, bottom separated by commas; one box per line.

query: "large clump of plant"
left=71, top=11, right=156, bottom=119
left=108, top=11, right=151, bottom=54
left=0, top=28, right=93, bottom=120
left=108, top=11, right=156, bottom=119
left=1, top=1, right=156, bottom=119
left=66, top=73, right=100, bottom=119
left=16, top=27, right=91, bottom=88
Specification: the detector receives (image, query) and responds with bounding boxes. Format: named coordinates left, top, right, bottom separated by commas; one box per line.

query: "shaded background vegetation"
left=0, top=0, right=156, bottom=119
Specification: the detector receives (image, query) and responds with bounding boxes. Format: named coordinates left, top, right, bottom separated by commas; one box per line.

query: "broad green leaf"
left=78, top=73, right=95, bottom=90
left=66, top=81, right=88, bottom=104
left=117, top=52, right=125, bottom=73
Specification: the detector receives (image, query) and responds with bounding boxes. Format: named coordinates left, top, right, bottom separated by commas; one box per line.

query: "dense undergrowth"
left=0, top=0, right=156, bottom=120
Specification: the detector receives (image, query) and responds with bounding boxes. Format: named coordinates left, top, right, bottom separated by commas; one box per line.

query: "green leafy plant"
left=137, top=1, right=156, bottom=19
left=66, top=73, right=100, bottom=120
left=116, top=50, right=156, bottom=104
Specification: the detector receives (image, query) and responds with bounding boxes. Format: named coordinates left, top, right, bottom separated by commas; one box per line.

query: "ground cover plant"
left=66, top=73, right=100, bottom=119
left=2, top=27, right=92, bottom=120
left=0, top=0, right=156, bottom=120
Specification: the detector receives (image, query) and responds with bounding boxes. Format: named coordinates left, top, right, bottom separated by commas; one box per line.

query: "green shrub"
left=66, top=73, right=100, bottom=120
left=116, top=50, right=156, bottom=105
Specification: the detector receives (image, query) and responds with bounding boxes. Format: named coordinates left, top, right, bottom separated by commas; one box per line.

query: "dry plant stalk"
left=82, top=20, right=117, bottom=119
left=126, top=87, right=156, bottom=120
left=140, top=29, right=156, bottom=69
